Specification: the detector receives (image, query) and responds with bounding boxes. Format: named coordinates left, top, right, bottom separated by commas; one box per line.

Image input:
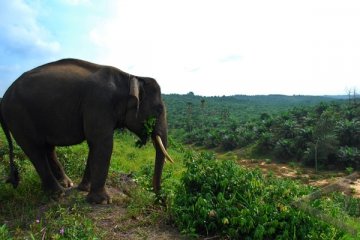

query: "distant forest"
left=163, top=93, right=360, bottom=170
left=164, top=93, right=342, bottom=122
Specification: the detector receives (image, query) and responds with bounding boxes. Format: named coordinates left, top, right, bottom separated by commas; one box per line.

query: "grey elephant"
left=0, top=58, right=173, bottom=204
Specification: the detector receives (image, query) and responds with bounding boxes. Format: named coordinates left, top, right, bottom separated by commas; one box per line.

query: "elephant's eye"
left=156, top=105, right=163, bottom=115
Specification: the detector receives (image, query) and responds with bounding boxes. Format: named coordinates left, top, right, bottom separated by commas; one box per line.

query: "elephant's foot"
left=86, top=188, right=111, bottom=204
left=43, top=181, right=66, bottom=199
left=59, top=175, right=74, bottom=188
left=77, top=181, right=91, bottom=192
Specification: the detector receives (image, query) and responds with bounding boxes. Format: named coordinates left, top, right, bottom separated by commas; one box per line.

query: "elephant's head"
left=124, top=76, right=174, bottom=193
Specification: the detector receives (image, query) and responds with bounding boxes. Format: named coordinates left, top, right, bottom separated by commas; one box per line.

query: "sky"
left=0, top=0, right=360, bottom=96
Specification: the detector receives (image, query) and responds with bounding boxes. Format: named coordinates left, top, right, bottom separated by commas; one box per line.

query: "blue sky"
left=1, top=0, right=360, bottom=96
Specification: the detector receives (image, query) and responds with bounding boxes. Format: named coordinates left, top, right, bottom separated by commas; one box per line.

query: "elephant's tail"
left=0, top=100, right=19, bottom=188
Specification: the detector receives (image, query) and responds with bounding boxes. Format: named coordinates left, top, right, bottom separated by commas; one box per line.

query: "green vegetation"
left=172, top=151, right=360, bottom=239
left=0, top=132, right=184, bottom=239
left=1, top=94, right=360, bottom=239
left=164, top=94, right=339, bottom=151
left=164, top=93, right=338, bottom=126
left=165, top=93, right=360, bottom=171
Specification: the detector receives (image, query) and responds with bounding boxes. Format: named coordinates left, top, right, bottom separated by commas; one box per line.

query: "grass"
left=1, top=130, right=360, bottom=239
left=0, top=131, right=185, bottom=239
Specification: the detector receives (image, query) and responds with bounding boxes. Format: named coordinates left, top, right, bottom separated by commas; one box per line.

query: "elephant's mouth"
left=135, top=117, right=157, bottom=147
left=134, top=132, right=174, bottom=163
left=135, top=133, right=149, bottom=148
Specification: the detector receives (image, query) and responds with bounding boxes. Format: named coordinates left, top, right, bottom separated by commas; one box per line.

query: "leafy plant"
left=135, top=116, right=157, bottom=148
left=171, top=152, right=346, bottom=239
left=0, top=224, right=12, bottom=240
left=144, top=116, right=157, bottom=137
left=345, top=167, right=354, bottom=175
left=338, top=146, right=360, bottom=169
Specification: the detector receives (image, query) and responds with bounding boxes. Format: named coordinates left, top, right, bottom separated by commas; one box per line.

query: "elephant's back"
left=34, top=58, right=102, bottom=75
left=33, top=58, right=101, bottom=70
left=22, top=58, right=102, bottom=83
left=3, top=59, right=103, bottom=101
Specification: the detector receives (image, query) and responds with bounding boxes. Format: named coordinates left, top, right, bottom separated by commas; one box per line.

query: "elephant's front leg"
left=77, top=158, right=91, bottom=192
left=86, top=137, right=113, bottom=204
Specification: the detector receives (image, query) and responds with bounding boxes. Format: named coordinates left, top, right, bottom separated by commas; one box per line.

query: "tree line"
left=164, top=93, right=360, bottom=170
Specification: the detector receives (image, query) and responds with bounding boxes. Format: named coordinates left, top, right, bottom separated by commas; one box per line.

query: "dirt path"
left=64, top=186, right=185, bottom=240
left=88, top=202, right=183, bottom=239
left=49, top=169, right=183, bottom=240
left=235, top=158, right=360, bottom=198
left=84, top=185, right=185, bottom=239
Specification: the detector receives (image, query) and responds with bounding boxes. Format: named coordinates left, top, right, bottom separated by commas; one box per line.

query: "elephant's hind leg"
left=46, top=146, right=73, bottom=188
left=5, top=107, right=64, bottom=196
left=19, top=142, right=65, bottom=196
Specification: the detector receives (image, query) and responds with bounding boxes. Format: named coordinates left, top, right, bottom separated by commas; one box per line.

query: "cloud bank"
left=0, top=0, right=359, bottom=96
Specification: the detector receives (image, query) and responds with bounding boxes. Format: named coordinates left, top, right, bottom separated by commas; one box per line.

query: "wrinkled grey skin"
left=0, top=58, right=168, bottom=203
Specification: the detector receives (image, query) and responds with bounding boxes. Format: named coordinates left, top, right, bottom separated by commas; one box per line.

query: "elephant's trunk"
left=152, top=118, right=173, bottom=193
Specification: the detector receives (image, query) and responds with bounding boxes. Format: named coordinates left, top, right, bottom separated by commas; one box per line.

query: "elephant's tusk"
left=156, top=135, right=175, bottom=163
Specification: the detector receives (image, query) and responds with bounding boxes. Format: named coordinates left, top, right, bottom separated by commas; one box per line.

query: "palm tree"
left=310, top=111, right=338, bottom=172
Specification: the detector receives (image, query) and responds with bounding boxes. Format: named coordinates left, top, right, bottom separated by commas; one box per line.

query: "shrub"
left=335, top=119, right=360, bottom=147
left=337, top=146, right=360, bottom=169
left=256, top=132, right=275, bottom=152
left=0, top=224, right=12, bottom=240
left=220, top=134, right=238, bottom=151
left=273, top=139, right=295, bottom=160
left=171, top=152, right=346, bottom=239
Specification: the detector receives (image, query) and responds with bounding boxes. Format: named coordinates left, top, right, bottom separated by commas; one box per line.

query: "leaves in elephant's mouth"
left=144, top=116, right=157, bottom=137
left=134, top=117, right=157, bottom=148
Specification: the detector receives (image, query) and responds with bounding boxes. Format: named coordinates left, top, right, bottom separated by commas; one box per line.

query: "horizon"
left=162, top=92, right=356, bottom=98
left=1, top=1, right=360, bottom=96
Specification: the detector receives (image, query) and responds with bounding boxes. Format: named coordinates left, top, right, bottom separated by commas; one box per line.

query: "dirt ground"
left=236, top=158, right=360, bottom=199
left=78, top=178, right=187, bottom=240
left=66, top=186, right=185, bottom=240
left=88, top=200, right=184, bottom=239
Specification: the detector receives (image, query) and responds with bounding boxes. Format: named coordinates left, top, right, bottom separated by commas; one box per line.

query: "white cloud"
left=89, top=0, right=246, bottom=91
left=0, top=0, right=60, bottom=57
left=2, top=0, right=358, bottom=96
left=88, top=0, right=360, bottom=95
left=0, top=0, right=62, bottom=95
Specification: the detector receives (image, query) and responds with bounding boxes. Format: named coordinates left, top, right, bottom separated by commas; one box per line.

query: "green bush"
left=171, top=152, right=346, bottom=239
left=0, top=224, right=12, bottom=240
left=337, top=146, right=360, bottom=169
left=273, top=139, right=296, bottom=160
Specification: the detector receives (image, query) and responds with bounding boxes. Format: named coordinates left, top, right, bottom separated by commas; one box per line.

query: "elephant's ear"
left=129, top=77, right=140, bottom=115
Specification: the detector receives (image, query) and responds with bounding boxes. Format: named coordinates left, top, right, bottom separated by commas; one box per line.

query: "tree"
left=335, top=119, right=360, bottom=147
left=186, top=102, right=193, bottom=132
left=200, top=99, right=206, bottom=109
left=309, top=111, right=338, bottom=172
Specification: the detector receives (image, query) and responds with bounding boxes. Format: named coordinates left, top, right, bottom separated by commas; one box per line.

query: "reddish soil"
left=236, top=158, right=360, bottom=198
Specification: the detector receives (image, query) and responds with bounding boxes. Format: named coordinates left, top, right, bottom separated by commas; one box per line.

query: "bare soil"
left=86, top=187, right=185, bottom=240
left=236, top=158, right=360, bottom=199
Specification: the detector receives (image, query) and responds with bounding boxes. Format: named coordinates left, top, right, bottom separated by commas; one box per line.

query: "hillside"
left=163, top=93, right=341, bottom=127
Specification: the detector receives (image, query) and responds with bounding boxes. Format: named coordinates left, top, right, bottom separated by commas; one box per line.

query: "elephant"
left=0, top=58, right=174, bottom=204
